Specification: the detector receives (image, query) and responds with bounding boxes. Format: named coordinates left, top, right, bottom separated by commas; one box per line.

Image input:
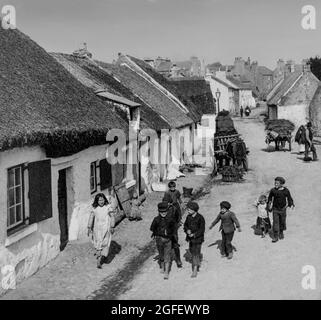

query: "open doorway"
left=58, top=167, right=73, bottom=251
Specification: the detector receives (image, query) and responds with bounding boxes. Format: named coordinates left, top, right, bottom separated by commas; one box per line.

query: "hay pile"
left=265, top=119, right=295, bottom=135
left=215, top=110, right=238, bottom=136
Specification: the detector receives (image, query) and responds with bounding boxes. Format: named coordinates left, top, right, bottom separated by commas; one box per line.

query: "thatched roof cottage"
left=266, top=65, right=319, bottom=128
left=0, top=27, right=128, bottom=294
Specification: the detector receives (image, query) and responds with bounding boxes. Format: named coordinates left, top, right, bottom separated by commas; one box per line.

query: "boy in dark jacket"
left=268, top=177, right=294, bottom=242
left=184, top=201, right=205, bottom=278
left=164, top=181, right=182, bottom=220
left=209, top=201, right=241, bottom=259
left=150, top=202, right=176, bottom=279
left=162, top=194, right=182, bottom=268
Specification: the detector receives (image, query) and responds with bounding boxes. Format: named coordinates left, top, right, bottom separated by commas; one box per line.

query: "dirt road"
left=119, top=117, right=321, bottom=300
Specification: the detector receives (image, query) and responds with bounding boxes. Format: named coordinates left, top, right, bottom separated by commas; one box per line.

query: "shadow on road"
left=251, top=224, right=274, bottom=239
left=87, top=241, right=156, bottom=300
left=261, top=147, right=291, bottom=153
left=183, top=249, right=203, bottom=264
left=103, top=241, right=122, bottom=265
left=208, top=240, right=237, bottom=254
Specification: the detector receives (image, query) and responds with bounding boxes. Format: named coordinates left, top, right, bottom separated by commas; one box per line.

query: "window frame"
left=7, top=164, right=26, bottom=232
left=90, top=161, right=98, bottom=194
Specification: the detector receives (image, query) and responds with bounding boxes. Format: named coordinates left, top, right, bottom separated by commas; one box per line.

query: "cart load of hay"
left=264, top=119, right=295, bottom=137
left=215, top=110, right=238, bottom=137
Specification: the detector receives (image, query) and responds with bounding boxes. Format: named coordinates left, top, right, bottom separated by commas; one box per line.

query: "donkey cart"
left=212, top=134, right=248, bottom=177
left=264, top=119, right=295, bottom=152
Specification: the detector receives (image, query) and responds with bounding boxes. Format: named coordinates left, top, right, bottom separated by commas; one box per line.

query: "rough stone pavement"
left=0, top=170, right=208, bottom=300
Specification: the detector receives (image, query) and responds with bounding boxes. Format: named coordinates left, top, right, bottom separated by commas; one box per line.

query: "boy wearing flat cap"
left=150, top=202, right=176, bottom=279
left=268, top=177, right=294, bottom=242
left=183, top=201, right=205, bottom=278
left=209, top=201, right=241, bottom=259
left=162, top=194, right=183, bottom=268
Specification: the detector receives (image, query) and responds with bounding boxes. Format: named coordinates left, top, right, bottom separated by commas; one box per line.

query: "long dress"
left=88, top=205, right=114, bottom=257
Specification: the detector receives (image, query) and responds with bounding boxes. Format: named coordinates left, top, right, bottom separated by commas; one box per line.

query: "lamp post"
left=215, top=88, right=221, bottom=114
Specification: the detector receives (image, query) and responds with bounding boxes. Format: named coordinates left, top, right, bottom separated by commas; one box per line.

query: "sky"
left=1, top=0, right=321, bottom=69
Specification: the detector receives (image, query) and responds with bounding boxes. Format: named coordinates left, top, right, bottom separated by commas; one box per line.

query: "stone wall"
left=0, top=143, right=136, bottom=295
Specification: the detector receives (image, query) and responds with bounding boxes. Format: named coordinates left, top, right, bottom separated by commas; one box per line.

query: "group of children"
left=87, top=175, right=294, bottom=272
left=150, top=181, right=206, bottom=279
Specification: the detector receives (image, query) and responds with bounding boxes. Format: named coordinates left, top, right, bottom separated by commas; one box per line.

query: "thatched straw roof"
left=97, top=61, right=195, bottom=129
left=0, top=28, right=128, bottom=156
left=226, top=76, right=253, bottom=91
left=169, top=78, right=215, bottom=115
left=267, top=70, right=319, bottom=106
left=267, top=71, right=302, bottom=105
left=126, top=56, right=203, bottom=122
left=51, top=53, right=170, bottom=131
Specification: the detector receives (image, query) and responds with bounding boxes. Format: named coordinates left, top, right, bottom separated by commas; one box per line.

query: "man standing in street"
left=183, top=201, right=205, bottom=278
left=150, top=202, right=176, bottom=280
left=240, top=106, right=244, bottom=118
left=268, top=177, right=295, bottom=242
left=304, top=122, right=318, bottom=161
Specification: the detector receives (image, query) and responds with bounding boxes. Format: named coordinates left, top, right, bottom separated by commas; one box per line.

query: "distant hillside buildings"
left=143, top=56, right=205, bottom=78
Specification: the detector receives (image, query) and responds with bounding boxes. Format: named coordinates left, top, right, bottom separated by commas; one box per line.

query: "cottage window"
left=90, top=161, right=97, bottom=193
left=6, top=160, right=52, bottom=235
left=7, top=165, right=25, bottom=230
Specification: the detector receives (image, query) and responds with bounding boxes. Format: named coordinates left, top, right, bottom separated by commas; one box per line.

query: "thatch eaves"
left=267, top=71, right=303, bottom=105
left=97, top=61, right=195, bottom=129
left=51, top=53, right=170, bottom=131
left=169, top=78, right=215, bottom=115
left=0, top=28, right=128, bottom=156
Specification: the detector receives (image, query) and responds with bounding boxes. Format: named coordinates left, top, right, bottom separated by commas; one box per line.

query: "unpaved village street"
left=1, top=116, right=321, bottom=300
left=119, top=117, right=321, bottom=300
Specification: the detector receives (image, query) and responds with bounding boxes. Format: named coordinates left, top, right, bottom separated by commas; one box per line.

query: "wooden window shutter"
left=113, top=163, right=125, bottom=186
left=99, top=159, right=112, bottom=190
left=28, top=159, right=52, bottom=224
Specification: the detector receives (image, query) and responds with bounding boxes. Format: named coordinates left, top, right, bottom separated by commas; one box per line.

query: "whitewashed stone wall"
left=0, top=143, right=125, bottom=295
left=278, top=104, right=308, bottom=129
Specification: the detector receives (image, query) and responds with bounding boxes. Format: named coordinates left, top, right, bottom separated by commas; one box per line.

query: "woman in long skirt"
left=88, top=193, right=115, bottom=268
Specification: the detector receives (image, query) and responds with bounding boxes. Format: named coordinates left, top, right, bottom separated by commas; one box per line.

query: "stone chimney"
left=215, top=70, right=227, bottom=80
left=116, top=52, right=127, bottom=65
left=302, top=59, right=311, bottom=72
left=245, top=57, right=251, bottom=69
left=251, top=60, right=258, bottom=71
left=233, top=57, right=245, bottom=75
left=286, top=60, right=295, bottom=73
left=277, top=59, right=285, bottom=70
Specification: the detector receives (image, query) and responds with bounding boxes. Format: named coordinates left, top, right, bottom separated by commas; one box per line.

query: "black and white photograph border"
left=0, top=0, right=321, bottom=306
